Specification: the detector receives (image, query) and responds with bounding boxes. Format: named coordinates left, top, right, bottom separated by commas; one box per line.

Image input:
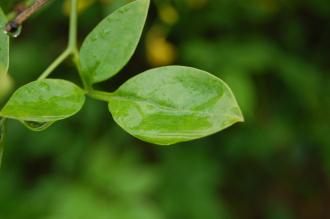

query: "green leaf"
left=0, top=79, right=85, bottom=130
left=80, top=0, right=150, bottom=85
left=0, top=8, right=9, bottom=76
left=108, top=66, right=244, bottom=145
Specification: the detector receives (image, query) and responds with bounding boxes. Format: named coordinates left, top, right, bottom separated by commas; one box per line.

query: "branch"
left=4, top=0, right=50, bottom=34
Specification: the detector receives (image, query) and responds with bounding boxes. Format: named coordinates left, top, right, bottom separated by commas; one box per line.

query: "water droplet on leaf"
left=22, top=120, right=53, bottom=131
left=4, top=23, right=22, bottom=38
left=8, top=25, right=22, bottom=38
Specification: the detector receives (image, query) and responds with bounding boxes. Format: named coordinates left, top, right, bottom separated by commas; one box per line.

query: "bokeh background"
left=0, top=0, right=330, bottom=218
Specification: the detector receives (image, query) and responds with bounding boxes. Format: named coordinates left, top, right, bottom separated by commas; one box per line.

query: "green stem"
left=37, top=0, right=85, bottom=84
left=38, top=48, right=71, bottom=80
left=68, top=0, right=90, bottom=90
left=68, top=0, right=77, bottom=50
left=88, top=90, right=114, bottom=102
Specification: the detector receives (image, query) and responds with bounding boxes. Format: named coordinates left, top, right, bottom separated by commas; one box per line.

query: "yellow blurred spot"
left=146, top=25, right=176, bottom=67
left=0, top=73, right=14, bottom=101
left=255, top=0, right=279, bottom=14
left=159, top=4, right=179, bottom=25
left=63, top=0, right=95, bottom=16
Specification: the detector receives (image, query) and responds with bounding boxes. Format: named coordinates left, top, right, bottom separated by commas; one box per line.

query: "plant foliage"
left=0, top=0, right=242, bottom=145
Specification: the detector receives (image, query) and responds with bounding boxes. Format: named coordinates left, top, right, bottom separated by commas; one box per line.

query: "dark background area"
left=0, top=0, right=330, bottom=218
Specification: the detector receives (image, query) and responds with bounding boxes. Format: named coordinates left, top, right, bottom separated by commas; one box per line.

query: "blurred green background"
left=0, top=0, right=330, bottom=218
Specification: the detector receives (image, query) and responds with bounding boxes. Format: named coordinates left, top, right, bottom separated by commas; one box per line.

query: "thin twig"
left=38, top=48, right=71, bottom=80
left=4, top=0, right=50, bottom=34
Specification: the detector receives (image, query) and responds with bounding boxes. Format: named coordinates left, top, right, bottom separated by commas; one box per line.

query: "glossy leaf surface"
left=0, top=79, right=85, bottom=126
left=80, top=0, right=149, bottom=84
left=108, top=66, right=244, bottom=145
left=0, top=8, right=9, bottom=76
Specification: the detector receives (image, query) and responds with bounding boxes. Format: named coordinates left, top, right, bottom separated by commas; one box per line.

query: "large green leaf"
left=80, top=0, right=149, bottom=85
left=0, top=79, right=85, bottom=130
left=0, top=8, right=9, bottom=76
left=108, top=66, right=244, bottom=145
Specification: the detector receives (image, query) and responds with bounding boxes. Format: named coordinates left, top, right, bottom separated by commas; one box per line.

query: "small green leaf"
left=0, top=8, right=9, bottom=76
left=108, top=66, right=244, bottom=145
left=80, top=0, right=150, bottom=85
left=0, top=79, right=85, bottom=130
